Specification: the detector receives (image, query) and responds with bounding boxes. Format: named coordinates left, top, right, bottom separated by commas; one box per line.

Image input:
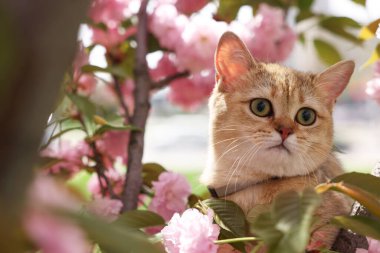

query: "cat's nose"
left=276, top=127, right=293, bottom=141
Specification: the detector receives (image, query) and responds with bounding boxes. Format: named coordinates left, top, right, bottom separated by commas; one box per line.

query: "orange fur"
left=202, top=32, right=354, bottom=249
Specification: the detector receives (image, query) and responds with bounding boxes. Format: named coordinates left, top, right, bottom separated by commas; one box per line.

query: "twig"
left=151, top=71, right=190, bottom=90
left=121, top=0, right=151, bottom=211
left=112, top=74, right=131, bottom=123
left=90, top=142, right=117, bottom=199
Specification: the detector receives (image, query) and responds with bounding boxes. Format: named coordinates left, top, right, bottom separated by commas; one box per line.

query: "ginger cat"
left=201, top=31, right=354, bottom=249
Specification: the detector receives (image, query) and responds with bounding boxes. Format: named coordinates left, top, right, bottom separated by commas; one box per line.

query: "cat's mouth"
left=269, top=143, right=290, bottom=154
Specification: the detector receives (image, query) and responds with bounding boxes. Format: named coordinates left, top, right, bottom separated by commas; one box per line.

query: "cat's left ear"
left=315, top=60, right=355, bottom=103
left=215, top=32, right=257, bottom=91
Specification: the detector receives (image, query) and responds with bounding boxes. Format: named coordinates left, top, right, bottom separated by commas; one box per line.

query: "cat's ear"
left=315, top=60, right=355, bottom=103
left=215, top=31, right=256, bottom=91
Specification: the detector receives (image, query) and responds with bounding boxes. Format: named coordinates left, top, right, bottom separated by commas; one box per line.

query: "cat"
left=201, top=31, right=354, bottom=249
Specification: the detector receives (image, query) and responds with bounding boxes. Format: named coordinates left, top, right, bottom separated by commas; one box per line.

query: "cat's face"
left=209, top=32, right=354, bottom=178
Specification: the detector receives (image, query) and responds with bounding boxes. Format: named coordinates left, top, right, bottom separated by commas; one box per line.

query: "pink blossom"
left=86, top=197, right=123, bottom=222
left=73, top=43, right=90, bottom=82
left=149, top=172, right=191, bottom=221
left=95, top=130, right=129, bottom=168
left=77, top=74, right=97, bottom=96
left=40, top=140, right=91, bottom=176
left=150, top=53, right=179, bottom=82
left=365, top=77, right=380, bottom=104
left=91, top=26, right=136, bottom=49
left=161, top=209, right=220, bottom=253
left=168, top=71, right=215, bottom=110
left=175, top=0, right=208, bottom=15
left=89, top=0, right=128, bottom=29
left=24, top=175, right=90, bottom=253
left=149, top=4, right=189, bottom=50
left=88, top=169, right=125, bottom=197
left=176, top=16, right=227, bottom=73
left=245, top=4, right=296, bottom=62
left=356, top=237, right=380, bottom=253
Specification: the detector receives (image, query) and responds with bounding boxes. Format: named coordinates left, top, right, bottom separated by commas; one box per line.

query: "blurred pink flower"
left=150, top=53, right=179, bottom=82
left=246, top=3, right=296, bottom=62
left=77, top=74, right=97, bottom=96
left=175, top=0, right=208, bottom=15
left=356, top=237, right=380, bottom=253
left=88, top=169, right=125, bottom=197
left=149, top=4, right=188, bottom=50
left=40, top=140, right=91, bottom=176
left=96, top=130, right=129, bottom=168
left=374, top=61, right=380, bottom=76
left=24, top=175, right=90, bottom=253
left=73, top=43, right=90, bottom=81
left=176, top=16, right=227, bottom=73
left=91, top=26, right=136, bottom=49
left=89, top=0, right=128, bottom=29
left=149, top=172, right=191, bottom=221
left=366, top=77, right=380, bottom=104
left=161, top=209, right=220, bottom=253
left=168, top=71, right=214, bottom=110
left=86, top=197, right=123, bottom=222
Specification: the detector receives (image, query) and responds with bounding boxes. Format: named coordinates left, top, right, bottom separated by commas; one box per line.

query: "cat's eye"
left=250, top=98, right=273, bottom=117
left=296, top=108, right=316, bottom=126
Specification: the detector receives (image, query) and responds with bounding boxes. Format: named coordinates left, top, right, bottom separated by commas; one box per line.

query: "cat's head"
left=208, top=32, right=354, bottom=178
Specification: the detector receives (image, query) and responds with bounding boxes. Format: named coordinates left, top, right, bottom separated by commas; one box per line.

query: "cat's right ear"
left=215, top=32, right=256, bottom=92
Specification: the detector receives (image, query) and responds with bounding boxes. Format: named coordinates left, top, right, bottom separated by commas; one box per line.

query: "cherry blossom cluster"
left=81, top=0, right=296, bottom=110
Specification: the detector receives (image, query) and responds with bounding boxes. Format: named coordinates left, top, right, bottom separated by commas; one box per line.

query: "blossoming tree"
left=1, top=0, right=380, bottom=253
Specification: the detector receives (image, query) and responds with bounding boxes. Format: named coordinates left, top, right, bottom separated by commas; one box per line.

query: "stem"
left=121, top=0, right=151, bottom=211
left=214, top=237, right=260, bottom=244
left=151, top=71, right=190, bottom=90
left=112, top=74, right=131, bottom=123
left=90, top=142, right=117, bottom=198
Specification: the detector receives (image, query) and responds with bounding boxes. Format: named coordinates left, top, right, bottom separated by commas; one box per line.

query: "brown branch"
left=112, top=75, right=131, bottom=123
left=89, top=142, right=117, bottom=199
left=121, top=0, right=151, bottom=211
left=151, top=71, right=190, bottom=90
left=331, top=162, right=380, bottom=252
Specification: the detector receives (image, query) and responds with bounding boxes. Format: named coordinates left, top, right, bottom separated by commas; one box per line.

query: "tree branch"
left=121, top=0, right=151, bottom=211
left=112, top=75, right=131, bottom=123
left=90, top=142, right=117, bottom=199
left=151, top=71, right=190, bottom=90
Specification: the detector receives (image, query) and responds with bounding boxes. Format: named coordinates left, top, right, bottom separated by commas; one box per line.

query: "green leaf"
left=331, top=172, right=380, bottom=199
left=142, top=163, right=166, bottom=187
left=201, top=199, right=247, bottom=237
left=115, top=210, right=165, bottom=229
left=362, top=43, right=380, bottom=69
left=320, top=16, right=363, bottom=44
left=81, top=64, right=128, bottom=79
left=333, top=215, right=380, bottom=240
left=313, top=39, right=342, bottom=66
left=215, top=0, right=248, bottom=23
left=67, top=94, right=96, bottom=136
left=250, top=188, right=322, bottom=253
left=94, top=124, right=138, bottom=136
left=316, top=182, right=380, bottom=218
left=359, top=18, right=380, bottom=40
left=297, top=0, right=314, bottom=11
left=41, top=126, right=84, bottom=149
left=352, top=0, right=366, bottom=6
left=65, top=211, right=163, bottom=253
